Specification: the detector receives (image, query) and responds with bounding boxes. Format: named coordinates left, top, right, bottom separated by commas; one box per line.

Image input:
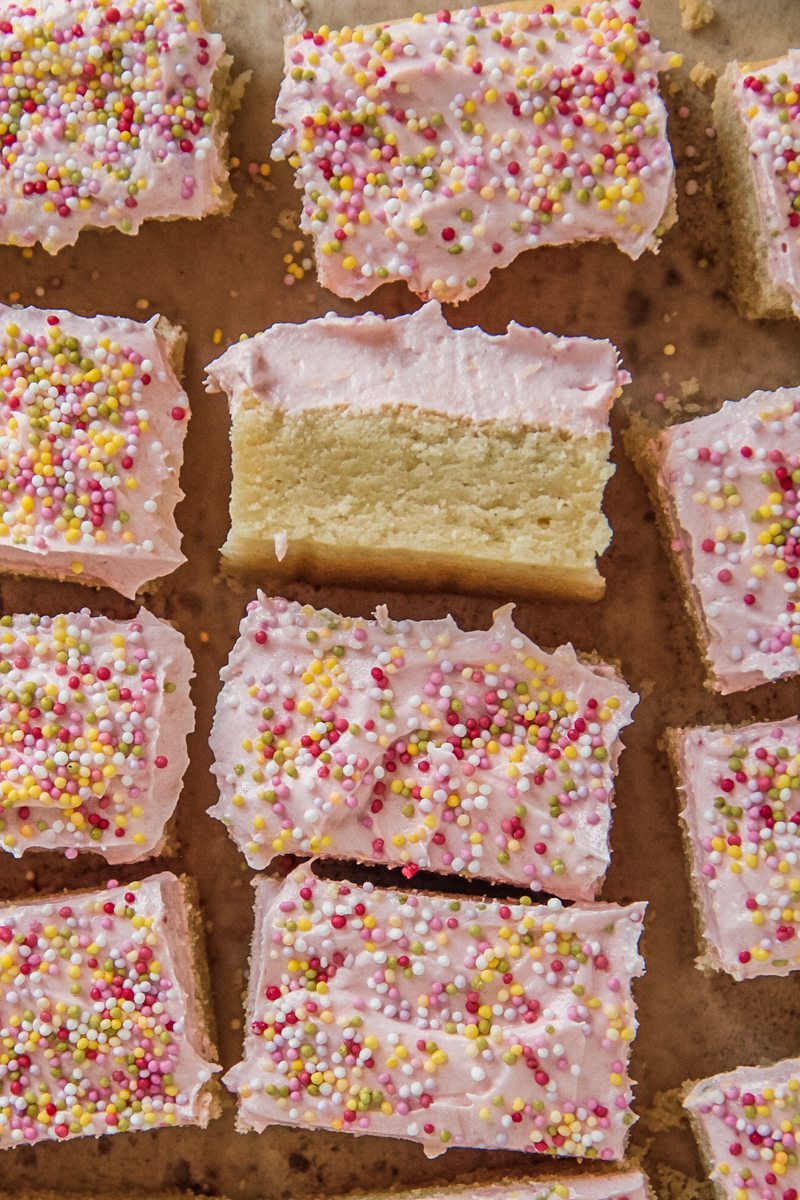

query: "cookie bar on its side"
left=206, top=302, right=628, bottom=602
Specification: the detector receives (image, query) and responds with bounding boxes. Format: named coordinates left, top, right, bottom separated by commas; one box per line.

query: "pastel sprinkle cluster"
left=0, top=611, right=179, bottom=859
left=273, top=1, right=678, bottom=300
left=0, top=0, right=224, bottom=249
left=227, top=869, right=645, bottom=1157
left=0, top=875, right=214, bottom=1147
left=682, top=721, right=800, bottom=978
left=739, top=66, right=800, bottom=234
left=0, top=308, right=185, bottom=580
left=686, top=1062, right=800, bottom=1200
left=212, top=598, right=636, bottom=899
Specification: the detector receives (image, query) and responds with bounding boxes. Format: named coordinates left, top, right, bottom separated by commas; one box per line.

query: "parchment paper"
left=1, top=2, right=799, bottom=1198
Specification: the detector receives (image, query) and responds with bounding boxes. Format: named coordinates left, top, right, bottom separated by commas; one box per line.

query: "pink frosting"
left=724, top=54, right=800, bottom=316
left=272, top=2, right=676, bottom=303
left=0, top=303, right=190, bottom=598
left=0, top=607, right=194, bottom=864
left=382, top=1173, right=650, bottom=1200
left=676, top=719, right=800, bottom=981
left=655, top=387, right=800, bottom=692
left=0, top=0, right=230, bottom=253
left=225, top=866, right=646, bottom=1159
left=0, top=872, right=220, bottom=1148
left=684, top=1058, right=800, bottom=1200
left=210, top=595, right=638, bottom=900
left=205, top=300, right=627, bottom=435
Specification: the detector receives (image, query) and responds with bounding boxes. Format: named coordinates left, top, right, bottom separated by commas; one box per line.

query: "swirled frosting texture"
left=0, top=608, right=194, bottom=863
left=226, top=867, right=646, bottom=1159
left=205, top=300, right=626, bottom=434
left=0, top=872, right=219, bottom=1149
left=272, top=2, right=677, bottom=303
left=0, top=0, right=230, bottom=253
left=210, top=595, right=637, bottom=900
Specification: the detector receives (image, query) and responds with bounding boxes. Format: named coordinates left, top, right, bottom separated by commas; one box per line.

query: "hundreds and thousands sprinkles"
left=273, top=1, right=679, bottom=303
left=675, top=719, right=800, bottom=981
left=0, top=304, right=190, bottom=598
left=0, top=608, right=193, bottom=863
left=727, top=52, right=800, bottom=315
left=210, top=597, right=637, bottom=900
left=0, top=0, right=230, bottom=252
left=655, top=387, right=800, bottom=693
left=0, top=873, right=219, bottom=1149
left=684, top=1058, right=800, bottom=1200
left=225, top=867, right=646, bottom=1157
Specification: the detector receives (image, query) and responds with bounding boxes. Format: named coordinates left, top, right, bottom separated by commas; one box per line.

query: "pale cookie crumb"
left=680, top=0, right=715, bottom=31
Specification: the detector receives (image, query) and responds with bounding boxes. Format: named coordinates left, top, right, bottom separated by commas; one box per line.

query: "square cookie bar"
left=225, top=866, right=646, bottom=1159
left=211, top=596, right=637, bottom=900
left=0, top=305, right=191, bottom=597
left=0, top=0, right=237, bottom=252
left=0, top=872, right=219, bottom=1149
left=644, top=387, right=800, bottom=692
left=0, top=608, right=193, bottom=863
left=684, top=1058, right=800, bottom=1200
left=670, top=718, right=800, bottom=980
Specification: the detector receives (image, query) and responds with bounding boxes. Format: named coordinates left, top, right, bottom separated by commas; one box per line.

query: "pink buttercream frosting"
left=0, top=303, right=191, bottom=598
left=655, top=387, right=800, bottom=692
left=205, top=300, right=627, bottom=435
left=272, top=2, right=677, bottom=303
left=225, top=866, right=646, bottom=1159
left=210, top=595, right=638, bottom=900
left=684, top=1058, right=800, bottom=1200
left=0, top=608, right=194, bottom=864
left=676, top=718, right=800, bottom=981
left=377, top=1172, right=650, bottom=1200
left=723, top=53, right=800, bottom=316
left=0, top=871, right=220, bottom=1149
left=0, top=0, right=231, bottom=253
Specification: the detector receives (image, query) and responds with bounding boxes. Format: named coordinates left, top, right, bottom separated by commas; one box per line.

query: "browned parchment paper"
left=1, top=2, right=800, bottom=1198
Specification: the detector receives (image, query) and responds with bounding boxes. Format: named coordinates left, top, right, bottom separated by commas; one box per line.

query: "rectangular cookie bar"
left=211, top=595, right=637, bottom=900
left=225, top=866, right=646, bottom=1160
